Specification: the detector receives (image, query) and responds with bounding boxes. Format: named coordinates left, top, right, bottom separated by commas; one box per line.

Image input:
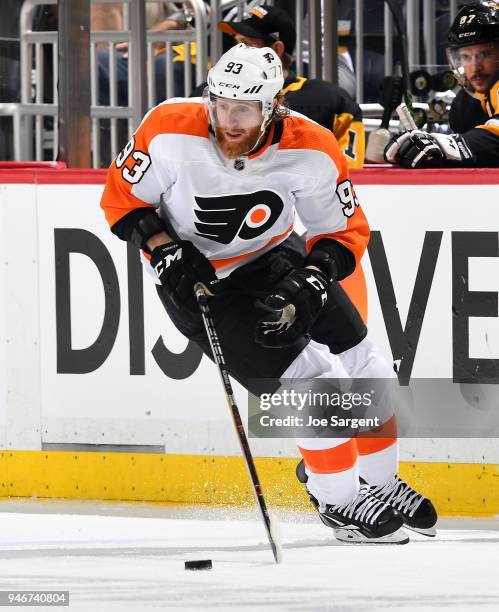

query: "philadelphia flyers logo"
left=193, top=190, right=284, bottom=245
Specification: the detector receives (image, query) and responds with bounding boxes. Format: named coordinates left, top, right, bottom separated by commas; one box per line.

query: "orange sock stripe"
left=299, top=439, right=358, bottom=474
left=356, top=415, right=398, bottom=456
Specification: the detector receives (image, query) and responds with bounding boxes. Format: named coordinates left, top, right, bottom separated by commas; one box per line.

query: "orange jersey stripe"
left=210, top=223, right=293, bottom=271
left=299, top=439, right=358, bottom=474
left=101, top=179, right=155, bottom=229
left=101, top=101, right=208, bottom=229
left=306, top=207, right=370, bottom=266
left=339, top=263, right=368, bottom=323
left=279, top=114, right=370, bottom=266
left=278, top=114, right=346, bottom=164
left=139, top=100, right=209, bottom=144
left=355, top=415, right=398, bottom=456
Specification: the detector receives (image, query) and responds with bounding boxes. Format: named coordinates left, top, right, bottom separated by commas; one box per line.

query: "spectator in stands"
left=95, top=2, right=203, bottom=166
left=340, top=0, right=388, bottom=103
left=96, top=2, right=194, bottom=106
left=300, top=0, right=357, bottom=98
left=192, top=5, right=365, bottom=168
left=385, top=1, right=498, bottom=168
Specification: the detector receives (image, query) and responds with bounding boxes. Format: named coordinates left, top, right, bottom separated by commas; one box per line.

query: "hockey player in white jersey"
left=101, top=44, right=437, bottom=543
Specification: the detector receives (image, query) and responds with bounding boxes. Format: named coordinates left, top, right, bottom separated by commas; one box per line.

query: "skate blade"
left=334, top=527, right=410, bottom=545
left=405, top=524, right=437, bottom=537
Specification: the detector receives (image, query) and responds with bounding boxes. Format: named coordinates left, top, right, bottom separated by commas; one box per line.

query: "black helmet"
left=446, top=2, right=499, bottom=97
left=447, top=2, right=499, bottom=49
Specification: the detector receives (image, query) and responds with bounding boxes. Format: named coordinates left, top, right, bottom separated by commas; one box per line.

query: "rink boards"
left=0, top=166, right=498, bottom=516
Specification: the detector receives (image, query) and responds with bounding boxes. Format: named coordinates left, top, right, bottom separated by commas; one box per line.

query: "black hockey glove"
left=255, top=267, right=329, bottom=348
left=150, top=240, right=217, bottom=312
left=384, top=130, right=474, bottom=168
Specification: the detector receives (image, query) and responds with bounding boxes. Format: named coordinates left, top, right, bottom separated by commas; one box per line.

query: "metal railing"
left=0, top=0, right=209, bottom=166
left=0, top=0, right=462, bottom=166
left=216, top=0, right=460, bottom=104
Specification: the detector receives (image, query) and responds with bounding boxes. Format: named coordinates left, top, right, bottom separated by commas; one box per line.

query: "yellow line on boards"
left=0, top=451, right=497, bottom=516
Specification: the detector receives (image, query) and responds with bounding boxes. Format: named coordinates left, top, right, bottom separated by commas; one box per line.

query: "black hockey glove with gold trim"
left=255, top=267, right=329, bottom=348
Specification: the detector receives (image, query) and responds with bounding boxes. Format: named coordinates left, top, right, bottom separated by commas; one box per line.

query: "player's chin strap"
left=246, top=123, right=274, bottom=157
left=236, top=106, right=279, bottom=158
left=245, top=102, right=289, bottom=156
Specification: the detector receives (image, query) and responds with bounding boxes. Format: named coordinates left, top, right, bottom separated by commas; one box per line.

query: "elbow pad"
left=111, top=208, right=167, bottom=252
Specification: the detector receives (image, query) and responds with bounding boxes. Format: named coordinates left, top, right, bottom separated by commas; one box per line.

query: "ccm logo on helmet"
left=193, top=190, right=284, bottom=244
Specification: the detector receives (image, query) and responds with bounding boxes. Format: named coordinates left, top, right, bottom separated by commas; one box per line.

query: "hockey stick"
left=366, top=0, right=415, bottom=161
left=194, top=282, right=283, bottom=564
left=366, top=75, right=403, bottom=162
left=384, top=0, right=413, bottom=112
left=396, top=102, right=418, bottom=131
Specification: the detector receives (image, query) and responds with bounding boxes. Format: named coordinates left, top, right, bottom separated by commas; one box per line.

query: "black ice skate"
left=296, top=460, right=408, bottom=544
left=364, top=474, right=438, bottom=537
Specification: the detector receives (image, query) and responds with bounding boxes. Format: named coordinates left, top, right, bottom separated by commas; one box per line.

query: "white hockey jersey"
left=101, top=98, right=369, bottom=277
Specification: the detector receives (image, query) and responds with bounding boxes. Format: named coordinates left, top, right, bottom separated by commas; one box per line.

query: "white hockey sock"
left=305, top=462, right=360, bottom=507
left=358, top=441, right=399, bottom=486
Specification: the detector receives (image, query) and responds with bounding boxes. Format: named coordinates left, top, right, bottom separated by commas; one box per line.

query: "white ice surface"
left=0, top=499, right=497, bottom=611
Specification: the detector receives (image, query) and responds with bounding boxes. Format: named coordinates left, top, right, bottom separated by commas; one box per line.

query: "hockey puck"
left=184, top=560, right=212, bottom=571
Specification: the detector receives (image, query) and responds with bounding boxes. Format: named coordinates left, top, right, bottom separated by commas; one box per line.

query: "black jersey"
left=190, top=72, right=365, bottom=168
left=448, top=78, right=499, bottom=167
left=449, top=89, right=490, bottom=133
left=280, top=73, right=365, bottom=168
left=281, top=73, right=361, bottom=128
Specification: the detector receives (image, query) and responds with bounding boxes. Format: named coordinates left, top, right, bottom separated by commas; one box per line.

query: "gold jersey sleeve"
left=336, top=119, right=365, bottom=169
